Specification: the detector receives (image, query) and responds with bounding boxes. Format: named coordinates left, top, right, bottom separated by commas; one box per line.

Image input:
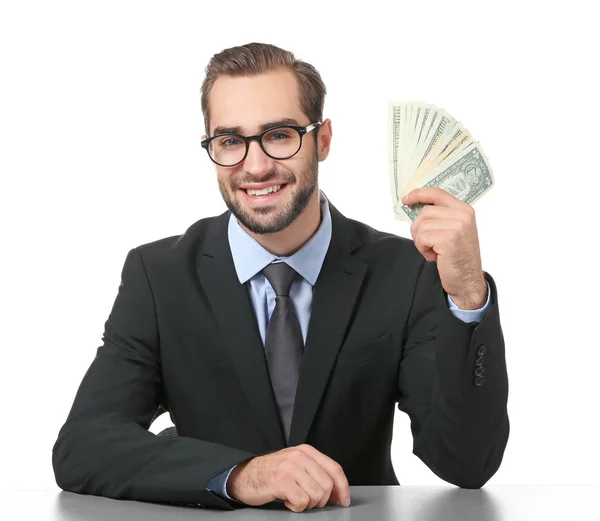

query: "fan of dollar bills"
left=388, top=101, right=494, bottom=222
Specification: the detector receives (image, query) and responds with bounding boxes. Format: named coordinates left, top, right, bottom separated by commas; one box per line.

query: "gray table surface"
left=1, top=486, right=597, bottom=520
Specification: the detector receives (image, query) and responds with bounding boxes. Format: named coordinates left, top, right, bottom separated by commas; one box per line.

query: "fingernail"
left=402, top=193, right=409, bottom=203
left=343, top=497, right=351, bottom=507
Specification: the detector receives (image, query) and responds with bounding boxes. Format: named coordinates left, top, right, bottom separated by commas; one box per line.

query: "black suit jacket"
left=52, top=197, right=509, bottom=510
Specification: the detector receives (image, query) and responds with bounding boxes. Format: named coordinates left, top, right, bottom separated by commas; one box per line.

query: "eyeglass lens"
left=208, top=127, right=301, bottom=166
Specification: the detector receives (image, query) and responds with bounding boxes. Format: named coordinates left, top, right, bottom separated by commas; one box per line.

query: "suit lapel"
left=197, top=211, right=286, bottom=450
left=288, top=203, right=366, bottom=445
left=196, top=199, right=367, bottom=450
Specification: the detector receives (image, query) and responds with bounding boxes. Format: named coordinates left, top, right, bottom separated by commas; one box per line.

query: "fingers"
left=413, top=229, right=447, bottom=260
left=241, top=445, right=350, bottom=513
left=271, top=462, right=324, bottom=513
left=298, top=454, right=335, bottom=508
left=272, top=445, right=350, bottom=512
left=296, top=445, right=351, bottom=507
left=277, top=475, right=312, bottom=513
left=402, top=187, right=465, bottom=209
left=409, top=202, right=474, bottom=263
left=410, top=205, right=468, bottom=235
left=292, top=463, right=331, bottom=510
left=415, top=218, right=464, bottom=233
left=413, top=204, right=464, bottom=221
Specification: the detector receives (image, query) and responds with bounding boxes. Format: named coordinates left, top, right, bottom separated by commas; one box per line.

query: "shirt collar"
left=228, top=189, right=332, bottom=286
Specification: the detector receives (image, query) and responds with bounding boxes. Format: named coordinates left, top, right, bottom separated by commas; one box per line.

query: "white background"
left=1, top=0, right=598, bottom=493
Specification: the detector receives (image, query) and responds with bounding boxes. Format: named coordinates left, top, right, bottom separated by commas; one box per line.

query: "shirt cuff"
left=446, top=280, right=491, bottom=323
left=206, top=464, right=238, bottom=500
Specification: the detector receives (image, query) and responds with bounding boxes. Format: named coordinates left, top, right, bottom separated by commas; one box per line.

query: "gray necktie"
left=261, top=262, right=303, bottom=442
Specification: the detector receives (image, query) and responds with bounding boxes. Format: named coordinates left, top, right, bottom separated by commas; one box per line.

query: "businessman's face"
left=203, top=68, right=329, bottom=235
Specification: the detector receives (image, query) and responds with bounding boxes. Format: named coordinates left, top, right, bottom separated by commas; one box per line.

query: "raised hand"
left=404, top=187, right=488, bottom=310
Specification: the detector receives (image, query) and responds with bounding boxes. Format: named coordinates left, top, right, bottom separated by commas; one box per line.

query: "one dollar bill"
left=394, top=142, right=494, bottom=221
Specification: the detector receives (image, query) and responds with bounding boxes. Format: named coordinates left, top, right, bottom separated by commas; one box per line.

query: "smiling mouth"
left=239, top=183, right=289, bottom=196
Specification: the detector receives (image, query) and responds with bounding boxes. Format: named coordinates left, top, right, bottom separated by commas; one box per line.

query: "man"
left=52, top=42, right=509, bottom=513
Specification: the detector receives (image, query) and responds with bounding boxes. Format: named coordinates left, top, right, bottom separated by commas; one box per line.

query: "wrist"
left=226, top=458, right=254, bottom=499
left=449, top=276, right=487, bottom=310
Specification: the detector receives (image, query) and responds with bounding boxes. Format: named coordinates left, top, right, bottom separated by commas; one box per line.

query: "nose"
left=242, top=139, right=274, bottom=175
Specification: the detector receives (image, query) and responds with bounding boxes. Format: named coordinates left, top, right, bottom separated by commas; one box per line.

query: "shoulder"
left=126, top=211, right=227, bottom=270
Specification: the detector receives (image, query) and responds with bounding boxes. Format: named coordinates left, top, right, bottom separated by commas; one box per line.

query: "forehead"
left=208, top=68, right=305, bottom=135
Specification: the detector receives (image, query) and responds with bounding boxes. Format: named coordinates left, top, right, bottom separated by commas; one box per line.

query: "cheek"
left=217, top=168, right=240, bottom=189
left=286, top=154, right=312, bottom=176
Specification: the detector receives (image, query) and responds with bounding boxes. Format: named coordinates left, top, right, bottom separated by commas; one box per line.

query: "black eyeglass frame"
left=201, top=122, right=321, bottom=167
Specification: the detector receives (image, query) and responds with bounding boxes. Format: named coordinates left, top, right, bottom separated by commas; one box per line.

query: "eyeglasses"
left=201, top=122, right=321, bottom=167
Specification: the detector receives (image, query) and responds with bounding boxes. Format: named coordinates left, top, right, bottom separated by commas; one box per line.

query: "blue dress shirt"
left=206, top=190, right=491, bottom=500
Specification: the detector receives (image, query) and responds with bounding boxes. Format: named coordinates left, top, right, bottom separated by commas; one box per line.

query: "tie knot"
left=262, top=262, right=297, bottom=297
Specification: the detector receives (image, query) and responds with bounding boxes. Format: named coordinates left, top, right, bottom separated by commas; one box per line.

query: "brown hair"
left=200, top=42, right=327, bottom=135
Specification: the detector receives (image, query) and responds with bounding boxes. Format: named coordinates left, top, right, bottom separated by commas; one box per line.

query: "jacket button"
left=475, top=356, right=485, bottom=366
left=474, top=376, right=486, bottom=386
left=477, top=344, right=486, bottom=356
left=474, top=366, right=486, bottom=376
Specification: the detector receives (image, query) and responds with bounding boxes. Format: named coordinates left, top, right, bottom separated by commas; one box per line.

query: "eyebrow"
left=212, top=118, right=300, bottom=136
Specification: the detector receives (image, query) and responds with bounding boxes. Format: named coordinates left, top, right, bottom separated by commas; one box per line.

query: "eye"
left=264, top=128, right=294, bottom=141
left=218, top=136, right=243, bottom=148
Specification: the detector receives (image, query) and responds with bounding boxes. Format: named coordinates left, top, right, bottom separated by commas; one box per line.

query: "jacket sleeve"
left=397, top=260, right=510, bottom=488
left=52, top=248, right=256, bottom=509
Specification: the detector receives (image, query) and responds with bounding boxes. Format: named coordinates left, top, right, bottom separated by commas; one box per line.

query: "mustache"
left=233, top=170, right=295, bottom=190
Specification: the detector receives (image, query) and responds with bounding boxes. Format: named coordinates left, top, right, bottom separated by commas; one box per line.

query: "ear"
left=316, top=119, right=332, bottom=162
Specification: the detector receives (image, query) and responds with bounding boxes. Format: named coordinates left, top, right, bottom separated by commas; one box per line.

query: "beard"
left=218, top=153, right=318, bottom=235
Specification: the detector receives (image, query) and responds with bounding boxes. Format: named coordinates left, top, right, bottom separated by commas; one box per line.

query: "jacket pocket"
left=334, top=331, right=395, bottom=371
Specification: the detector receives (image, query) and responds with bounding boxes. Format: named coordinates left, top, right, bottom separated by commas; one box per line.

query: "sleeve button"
left=474, top=366, right=486, bottom=376
left=474, top=376, right=486, bottom=386
left=475, top=355, right=485, bottom=366
left=477, top=344, right=486, bottom=356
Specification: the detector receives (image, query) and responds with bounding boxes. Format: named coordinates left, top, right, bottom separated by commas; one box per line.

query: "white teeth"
left=246, top=184, right=282, bottom=196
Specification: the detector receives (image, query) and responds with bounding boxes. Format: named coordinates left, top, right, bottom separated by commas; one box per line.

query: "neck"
left=239, top=190, right=322, bottom=257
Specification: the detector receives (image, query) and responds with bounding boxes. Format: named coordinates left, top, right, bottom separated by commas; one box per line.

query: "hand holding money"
left=404, top=187, right=487, bottom=310
left=388, top=101, right=494, bottom=222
